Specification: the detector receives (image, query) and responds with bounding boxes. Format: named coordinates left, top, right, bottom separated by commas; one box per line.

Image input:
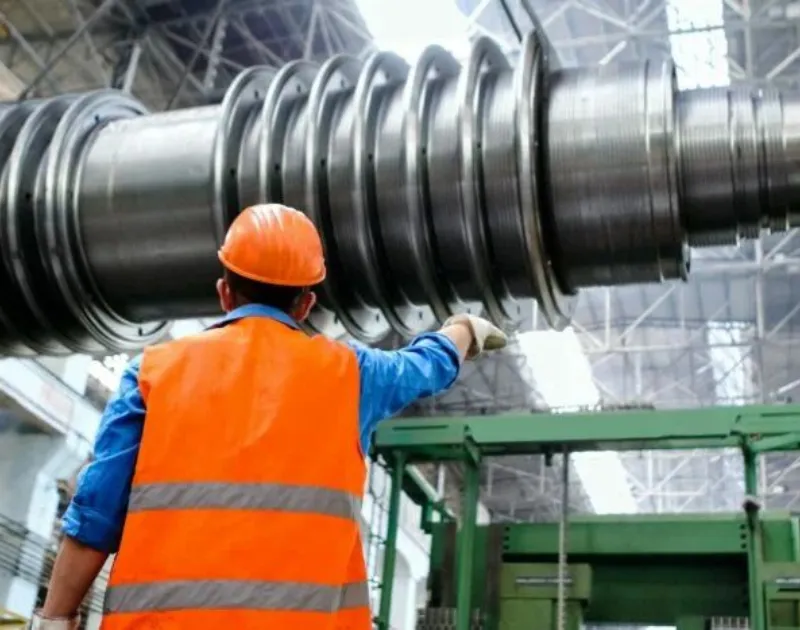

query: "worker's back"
left=101, top=316, right=370, bottom=630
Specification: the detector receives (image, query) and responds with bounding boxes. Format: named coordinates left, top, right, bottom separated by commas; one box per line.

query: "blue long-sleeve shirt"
left=63, top=304, right=460, bottom=552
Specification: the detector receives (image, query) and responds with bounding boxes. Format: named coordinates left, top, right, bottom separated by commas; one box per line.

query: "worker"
left=33, top=203, right=507, bottom=630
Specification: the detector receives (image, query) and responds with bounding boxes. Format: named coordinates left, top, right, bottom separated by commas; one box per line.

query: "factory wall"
left=0, top=357, right=97, bottom=619
left=363, top=463, right=433, bottom=630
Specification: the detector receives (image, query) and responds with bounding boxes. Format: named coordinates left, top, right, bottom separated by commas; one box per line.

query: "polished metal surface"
left=677, top=86, right=800, bottom=246
left=79, top=105, right=224, bottom=325
left=547, top=60, right=686, bottom=290
left=1, top=28, right=799, bottom=354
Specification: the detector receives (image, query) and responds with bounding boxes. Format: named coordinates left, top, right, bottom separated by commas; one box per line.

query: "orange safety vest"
left=100, top=316, right=370, bottom=630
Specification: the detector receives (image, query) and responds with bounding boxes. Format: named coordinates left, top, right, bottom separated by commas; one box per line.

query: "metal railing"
left=0, top=511, right=109, bottom=620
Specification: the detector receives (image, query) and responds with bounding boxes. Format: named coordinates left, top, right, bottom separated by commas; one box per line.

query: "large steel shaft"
left=1, top=30, right=799, bottom=355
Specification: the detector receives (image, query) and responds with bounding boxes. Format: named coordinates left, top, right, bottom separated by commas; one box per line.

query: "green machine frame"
left=370, top=405, right=800, bottom=630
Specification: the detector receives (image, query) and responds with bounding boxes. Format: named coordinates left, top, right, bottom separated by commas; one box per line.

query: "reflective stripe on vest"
left=105, top=580, right=369, bottom=614
left=107, top=481, right=366, bottom=616
left=128, top=481, right=361, bottom=520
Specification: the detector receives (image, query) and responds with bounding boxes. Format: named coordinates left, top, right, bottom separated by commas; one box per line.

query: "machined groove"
left=0, top=28, right=799, bottom=355
left=8, top=95, right=79, bottom=356
left=392, top=45, right=461, bottom=324
left=370, top=52, right=438, bottom=337
left=514, top=31, right=569, bottom=325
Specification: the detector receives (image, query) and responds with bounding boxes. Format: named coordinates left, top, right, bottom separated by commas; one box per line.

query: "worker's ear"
left=216, top=277, right=234, bottom=313
left=291, top=290, right=317, bottom=322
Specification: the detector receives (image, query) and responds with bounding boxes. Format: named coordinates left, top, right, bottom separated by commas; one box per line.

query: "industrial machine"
left=0, top=27, right=798, bottom=355
left=371, top=406, right=800, bottom=630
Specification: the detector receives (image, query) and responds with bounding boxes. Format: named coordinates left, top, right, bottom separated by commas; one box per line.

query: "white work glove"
left=29, top=612, right=80, bottom=630
left=443, top=313, right=508, bottom=360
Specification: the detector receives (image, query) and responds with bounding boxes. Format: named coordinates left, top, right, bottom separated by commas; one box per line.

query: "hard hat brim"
left=218, top=251, right=326, bottom=287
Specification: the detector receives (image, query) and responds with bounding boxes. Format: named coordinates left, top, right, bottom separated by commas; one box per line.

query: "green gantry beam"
left=374, top=404, right=800, bottom=461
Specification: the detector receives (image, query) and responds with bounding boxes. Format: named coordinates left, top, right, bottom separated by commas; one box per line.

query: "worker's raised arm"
left=350, top=315, right=507, bottom=453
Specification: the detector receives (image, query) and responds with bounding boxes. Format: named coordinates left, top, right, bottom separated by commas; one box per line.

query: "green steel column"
left=743, top=447, right=766, bottom=630
left=376, top=456, right=405, bottom=630
left=791, top=517, right=800, bottom=561
left=456, top=460, right=481, bottom=630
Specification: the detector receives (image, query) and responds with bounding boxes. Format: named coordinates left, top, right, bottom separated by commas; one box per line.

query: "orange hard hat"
left=218, top=204, right=326, bottom=286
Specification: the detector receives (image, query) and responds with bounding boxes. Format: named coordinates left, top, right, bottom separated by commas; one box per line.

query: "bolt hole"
left=421, top=147, right=427, bottom=157
left=254, top=91, right=261, bottom=99
left=333, top=316, right=339, bottom=325
left=368, top=153, right=373, bottom=162
left=229, top=168, right=236, bottom=177
left=25, top=192, right=32, bottom=201
left=320, top=158, right=326, bottom=168
left=94, top=115, right=100, bottom=123
left=340, top=80, right=346, bottom=88
left=274, top=163, right=281, bottom=172
left=137, top=327, right=143, bottom=336
left=418, top=311, right=423, bottom=320
left=476, top=142, right=482, bottom=150
left=296, top=85, right=302, bottom=93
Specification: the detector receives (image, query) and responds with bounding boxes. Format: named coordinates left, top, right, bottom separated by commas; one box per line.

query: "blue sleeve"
left=61, top=355, right=146, bottom=553
left=350, top=332, right=460, bottom=453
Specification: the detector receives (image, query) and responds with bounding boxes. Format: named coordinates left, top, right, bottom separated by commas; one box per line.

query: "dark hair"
left=224, top=269, right=306, bottom=312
